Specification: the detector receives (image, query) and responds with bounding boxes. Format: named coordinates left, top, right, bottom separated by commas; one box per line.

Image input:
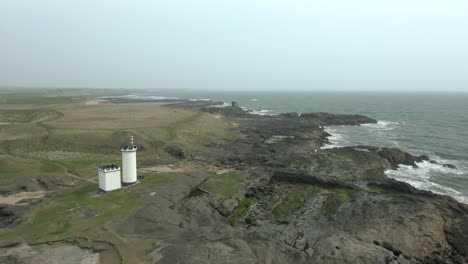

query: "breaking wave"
left=323, top=120, right=468, bottom=204
left=385, top=160, right=468, bottom=204
left=249, top=109, right=276, bottom=116
left=101, top=95, right=180, bottom=100
left=321, top=127, right=348, bottom=149
left=361, top=120, right=403, bottom=131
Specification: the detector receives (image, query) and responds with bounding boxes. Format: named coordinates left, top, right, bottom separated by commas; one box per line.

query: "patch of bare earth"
left=85, top=99, right=108, bottom=105
left=0, top=191, right=46, bottom=205
left=139, top=161, right=215, bottom=173
left=215, top=169, right=235, bottom=175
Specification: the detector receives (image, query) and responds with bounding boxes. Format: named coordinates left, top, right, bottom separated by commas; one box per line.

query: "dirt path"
left=139, top=161, right=214, bottom=174
left=0, top=191, right=46, bottom=204
left=85, top=99, right=108, bottom=105
left=65, top=171, right=96, bottom=184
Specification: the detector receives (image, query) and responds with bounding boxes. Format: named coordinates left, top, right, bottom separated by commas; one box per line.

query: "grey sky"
left=1, top=0, right=467, bottom=91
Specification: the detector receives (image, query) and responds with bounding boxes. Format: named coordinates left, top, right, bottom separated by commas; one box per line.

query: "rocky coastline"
left=1, top=100, right=467, bottom=264
left=152, top=102, right=468, bottom=264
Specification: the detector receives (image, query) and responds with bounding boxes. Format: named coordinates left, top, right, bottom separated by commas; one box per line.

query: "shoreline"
left=2, top=95, right=467, bottom=263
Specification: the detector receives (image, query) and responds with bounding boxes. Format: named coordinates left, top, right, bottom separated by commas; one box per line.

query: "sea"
left=111, top=91, right=468, bottom=204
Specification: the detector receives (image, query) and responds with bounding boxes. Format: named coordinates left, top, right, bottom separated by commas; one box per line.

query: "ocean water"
left=118, top=91, right=468, bottom=203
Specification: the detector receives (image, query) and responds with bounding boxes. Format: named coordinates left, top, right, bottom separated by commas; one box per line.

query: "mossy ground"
left=288, top=159, right=309, bottom=169
left=267, top=183, right=320, bottom=222
left=202, top=172, right=244, bottom=198
left=321, top=188, right=358, bottom=217
left=228, top=197, right=254, bottom=226
left=265, top=183, right=363, bottom=222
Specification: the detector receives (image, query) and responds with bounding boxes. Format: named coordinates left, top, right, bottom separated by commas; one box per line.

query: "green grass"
left=203, top=172, right=243, bottom=198
left=0, top=90, right=236, bottom=263
left=289, top=159, right=309, bottom=170
left=165, top=112, right=204, bottom=141
left=270, top=193, right=308, bottom=222
left=0, top=109, right=63, bottom=123
left=227, top=197, right=253, bottom=226
left=335, top=175, right=354, bottom=181
left=0, top=184, right=141, bottom=242
left=321, top=188, right=357, bottom=217
left=57, top=157, right=119, bottom=178
left=268, top=184, right=320, bottom=222
left=0, top=123, right=48, bottom=141
left=164, top=112, right=233, bottom=152
left=137, top=172, right=179, bottom=186
left=0, top=172, right=179, bottom=263
left=0, top=93, right=79, bottom=105
left=0, top=92, right=233, bottom=187
left=0, top=155, right=65, bottom=183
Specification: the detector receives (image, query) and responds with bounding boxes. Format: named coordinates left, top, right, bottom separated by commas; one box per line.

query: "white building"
left=98, top=164, right=122, bottom=192
left=121, top=136, right=138, bottom=185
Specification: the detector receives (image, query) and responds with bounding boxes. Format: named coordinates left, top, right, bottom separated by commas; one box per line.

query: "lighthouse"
left=98, top=164, right=121, bottom=192
left=121, top=136, right=138, bottom=185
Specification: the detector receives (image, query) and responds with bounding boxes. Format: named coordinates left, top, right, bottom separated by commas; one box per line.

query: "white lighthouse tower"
left=121, top=136, right=138, bottom=185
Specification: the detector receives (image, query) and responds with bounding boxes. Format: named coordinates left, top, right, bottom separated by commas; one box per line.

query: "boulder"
left=163, top=143, right=187, bottom=159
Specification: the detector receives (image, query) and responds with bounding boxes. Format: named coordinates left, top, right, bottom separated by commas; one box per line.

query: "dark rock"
left=300, top=112, right=377, bottom=125
left=0, top=238, right=24, bottom=248
left=279, top=112, right=299, bottom=118
left=0, top=255, right=26, bottom=264
left=163, top=143, right=187, bottom=159
left=0, top=177, right=42, bottom=195
left=443, top=164, right=457, bottom=169
left=368, top=179, right=436, bottom=197
left=378, top=148, right=429, bottom=169
left=202, top=106, right=247, bottom=116
left=272, top=169, right=352, bottom=189
left=0, top=204, right=29, bottom=228
left=381, top=241, right=403, bottom=256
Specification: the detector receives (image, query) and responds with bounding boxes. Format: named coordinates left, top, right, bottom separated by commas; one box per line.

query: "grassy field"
left=0, top=92, right=80, bottom=105
left=0, top=91, right=235, bottom=262
left=0, top=172, right=181, bottom=263
left=0, top=92, right=234, bottom=183
left=202, top=172, right=244, bottom=198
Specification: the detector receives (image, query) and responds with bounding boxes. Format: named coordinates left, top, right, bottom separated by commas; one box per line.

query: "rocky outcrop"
left=202, top=106, right=247, bottom=116
left=0, top=204, right=30, bottom=228
left=0, top=238, right=120, bottom=264
left=143, top=108, right=467, bottom=264
left=2, top=104, right=466, bottom=264
left=0, top=176, right=74, bottom=196
left=378, top=147, right=429, bottom=169
left=163, top=142, right=187, bottom=159
left=299, top=112, right=377, bottom=125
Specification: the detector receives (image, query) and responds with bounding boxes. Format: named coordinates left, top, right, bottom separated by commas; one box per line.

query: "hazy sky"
left=1, top=0, right=468, bottom=91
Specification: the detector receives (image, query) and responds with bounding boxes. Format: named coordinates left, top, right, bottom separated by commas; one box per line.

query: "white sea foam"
left=250, top=109, right=276, bottom=116
left=385, top=160, right=468, bottom=204
left=189, top=98, right=211, bottom=101
left=250, top=99, right=258, bottom=101
left=361, top=120, right=402, bottom=131
left=207, top=102, right=231, bottom=108
left=321, top=127, right=348, bottom=149
left=102, top=95, right=180, bottom=100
